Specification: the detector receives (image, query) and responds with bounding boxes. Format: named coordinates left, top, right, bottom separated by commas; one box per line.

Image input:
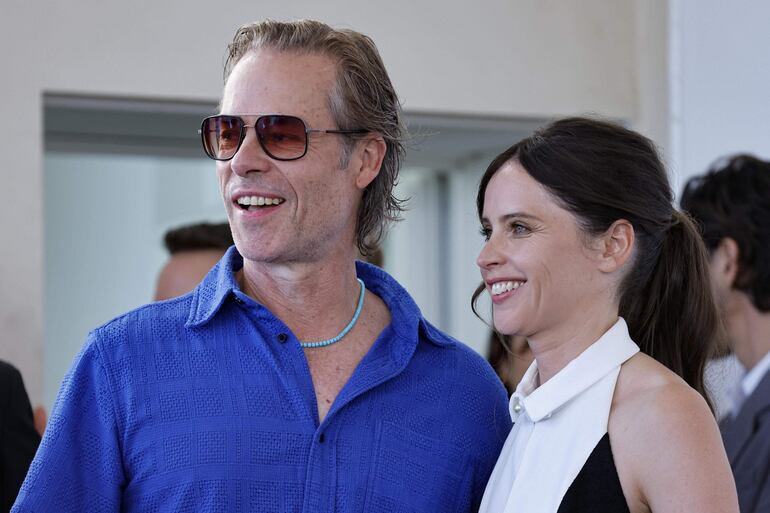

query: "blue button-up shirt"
left=14, top=247, right=511, bottom=513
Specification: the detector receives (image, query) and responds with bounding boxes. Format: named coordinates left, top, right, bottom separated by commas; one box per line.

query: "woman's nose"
left=477, top=234, right=505, bottom=270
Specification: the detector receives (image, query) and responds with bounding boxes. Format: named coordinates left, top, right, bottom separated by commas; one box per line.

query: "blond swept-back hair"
left=223, top=19, right=405, bottom=256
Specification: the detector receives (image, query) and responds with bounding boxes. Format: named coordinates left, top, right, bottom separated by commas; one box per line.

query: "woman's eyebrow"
left=480, top=212, right=542, bottom=225
left=500, top=212, right=542, bottom=223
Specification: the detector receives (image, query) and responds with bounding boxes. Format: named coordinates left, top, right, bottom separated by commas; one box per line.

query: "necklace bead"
left=300, top=278, right=366, bottom=349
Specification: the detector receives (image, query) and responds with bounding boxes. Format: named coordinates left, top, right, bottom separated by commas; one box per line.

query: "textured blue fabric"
left=13, top=247, right=511, bottom=513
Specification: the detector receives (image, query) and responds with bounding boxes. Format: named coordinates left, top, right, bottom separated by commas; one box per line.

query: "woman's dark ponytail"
left=619, top=210, right=721, bottom=412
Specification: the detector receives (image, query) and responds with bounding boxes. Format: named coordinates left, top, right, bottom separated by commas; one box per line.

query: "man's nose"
left=230, top=128, right=271, bottom=177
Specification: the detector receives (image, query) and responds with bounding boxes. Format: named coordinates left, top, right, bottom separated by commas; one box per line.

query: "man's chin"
left=235, top=242, right=315, bottom=268
left=236, top=245, right=283, bottom=264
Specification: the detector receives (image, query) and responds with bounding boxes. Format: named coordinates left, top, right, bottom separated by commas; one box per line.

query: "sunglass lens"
left=257, top=115, right=307, bottom=160
left=202, top=116, right=242, bottom=160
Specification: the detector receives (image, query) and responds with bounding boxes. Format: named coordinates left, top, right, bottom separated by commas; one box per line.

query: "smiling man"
left=13, top=20, right=509, bottom=513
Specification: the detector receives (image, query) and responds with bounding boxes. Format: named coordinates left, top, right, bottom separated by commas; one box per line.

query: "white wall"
left=1, top=0, right=643, bottom=404
left=670, top=0, right=770, bottom=187
left=633, top=0, right=671, bottom=157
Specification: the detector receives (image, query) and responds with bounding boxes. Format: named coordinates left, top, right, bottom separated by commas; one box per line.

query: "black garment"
left=720, top=368, right=770, bottom=513
left=0, top=360, right=40, bottom=513
left=558, top=433, right=630, bottom=513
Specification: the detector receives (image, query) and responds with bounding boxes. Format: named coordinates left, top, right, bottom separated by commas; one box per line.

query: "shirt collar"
left=185, top=245, right=242, bottom=329
left=509, top=318, right=640, bottom=423
left=185, top=246, right=450, bottom=352
left=741, top=349, right=770, bottom=398
left=353, top=261, right=452, bottom=348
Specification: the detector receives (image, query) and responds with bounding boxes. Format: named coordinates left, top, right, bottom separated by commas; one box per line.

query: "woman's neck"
left=527, top=307, right=620, bottom=384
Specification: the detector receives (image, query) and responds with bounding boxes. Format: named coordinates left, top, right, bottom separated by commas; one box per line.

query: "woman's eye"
left=510, top=223, right=530, bottom=235
left=479, top=227, right=491, bottom=241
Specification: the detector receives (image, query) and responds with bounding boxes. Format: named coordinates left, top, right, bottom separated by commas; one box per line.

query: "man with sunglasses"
left=13, top=20, right=509, bottom=513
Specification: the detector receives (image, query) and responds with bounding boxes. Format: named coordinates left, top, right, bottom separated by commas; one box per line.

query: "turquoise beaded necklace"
left=299, top=278, right=366, bottom=349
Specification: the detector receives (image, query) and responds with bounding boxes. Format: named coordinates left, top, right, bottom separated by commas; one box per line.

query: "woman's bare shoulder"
left=608, top=352, right=738, bottom=513
left=612, top=352, right=696, bottom=413
left=611, top=352, right=715, bottom=462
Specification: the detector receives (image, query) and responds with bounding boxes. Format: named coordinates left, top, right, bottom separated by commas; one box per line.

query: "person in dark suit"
left=682, top=154, right=770, bottom=513
left=0, top=360, right=40, bottom=513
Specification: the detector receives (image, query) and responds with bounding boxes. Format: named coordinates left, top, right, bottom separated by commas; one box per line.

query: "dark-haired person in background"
left=154, top=221, right=233, bottom=300
left=476, top=117, right=738, bottom=513
left=681, top=154, right=770, bottom=513
left=0, top=360, right=40, bottom=513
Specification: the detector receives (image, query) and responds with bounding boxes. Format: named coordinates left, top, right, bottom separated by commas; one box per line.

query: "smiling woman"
left=475, top=117, right=739, bottom=513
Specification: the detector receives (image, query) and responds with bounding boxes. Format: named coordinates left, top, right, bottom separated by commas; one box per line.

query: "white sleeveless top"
left=479, top=318, right=639, bottom=513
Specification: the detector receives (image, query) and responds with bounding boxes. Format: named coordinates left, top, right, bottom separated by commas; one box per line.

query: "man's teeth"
left=237, top=196, right=284, bottom=207
left=491, top=281, right=523, bottom=296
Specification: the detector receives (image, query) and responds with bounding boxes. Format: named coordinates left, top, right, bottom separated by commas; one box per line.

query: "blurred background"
left=1, top=0, right=767, bottom=418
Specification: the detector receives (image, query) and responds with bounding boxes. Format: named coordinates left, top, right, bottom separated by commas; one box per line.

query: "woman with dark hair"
left=475, top=118, right=738, bottom=513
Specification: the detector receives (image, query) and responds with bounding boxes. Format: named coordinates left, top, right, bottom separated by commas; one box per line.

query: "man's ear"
left=595, top=219, right=635, bottom=273
left=354, top=136, right=387, bottom=190
left=711, top=237, right=740, bottom=289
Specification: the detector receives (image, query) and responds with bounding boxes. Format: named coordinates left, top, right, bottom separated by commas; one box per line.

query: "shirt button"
left=512, top=397, right=522, bottom=414
left=277, top=333, right=288, bottom=343
left=233, top=294, right=244, bottom=305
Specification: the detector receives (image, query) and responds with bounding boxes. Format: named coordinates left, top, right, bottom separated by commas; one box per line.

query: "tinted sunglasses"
left=199, top=114, right=367, bottom=161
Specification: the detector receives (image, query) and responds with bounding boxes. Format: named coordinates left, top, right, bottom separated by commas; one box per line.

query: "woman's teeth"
left=491, top=281, right=523, bottom=296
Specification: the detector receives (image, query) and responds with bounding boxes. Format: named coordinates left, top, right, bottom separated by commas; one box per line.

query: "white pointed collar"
left=509, top=318, right=640, bottom=423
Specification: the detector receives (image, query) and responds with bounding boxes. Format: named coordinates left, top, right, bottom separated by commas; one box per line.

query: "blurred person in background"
left=154, top=221, right=233, bottom=301
left=12, top=19, right=509, bottom=513
left=486, top=332, right=532, bottom=396
left=681, top=154, right=770, bottom=513
left=476, top=117, right=738, bottom=513
left=0, top=360, right=39, bottom=513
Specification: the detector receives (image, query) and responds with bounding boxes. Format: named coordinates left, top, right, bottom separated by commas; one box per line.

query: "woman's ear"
left=595, top=219, right=635, bottom=273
